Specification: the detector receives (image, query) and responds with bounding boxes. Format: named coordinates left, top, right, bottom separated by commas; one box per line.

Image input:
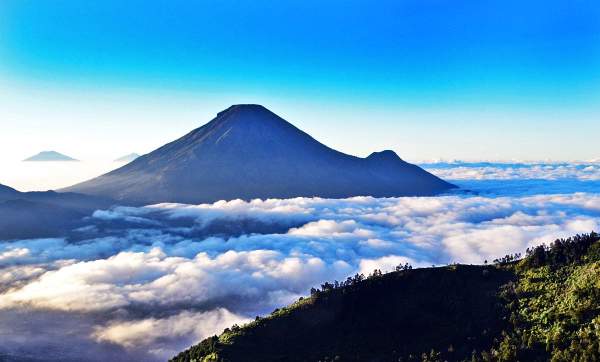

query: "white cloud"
left=93, top=308, right=248, bottom=353
left=288, top=219, right=375, bottom=238
left=0, top=248, right=29, bottom=262
left=3, top=193, right=600, bottom=314
left=423, top=162, right=600, bottom=181
left=0, top=248, right=352, bottom=312
left=2, top=168, right=600, bottom=361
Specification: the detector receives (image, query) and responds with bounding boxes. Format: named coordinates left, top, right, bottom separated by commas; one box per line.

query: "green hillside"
left=171, top=233, right=600, bottom=362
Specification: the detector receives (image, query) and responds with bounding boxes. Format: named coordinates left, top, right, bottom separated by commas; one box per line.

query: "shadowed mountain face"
left=172, top=265, right=514, bottom=362
left=63, top=105, right=455, bottom=204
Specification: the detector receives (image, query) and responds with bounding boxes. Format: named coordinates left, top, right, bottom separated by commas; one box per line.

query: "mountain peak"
left=213, top=104, right=285, bottom=129
left=217, top=104, right=269, bottom=116
left=63, top=106, right=455, bottom=204
left=367, top=150, right=403, bottom=162
left=23, top=151, right=78, bottom=162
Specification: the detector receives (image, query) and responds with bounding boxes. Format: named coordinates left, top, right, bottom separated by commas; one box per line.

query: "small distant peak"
left=367, top=150, right=403, bottom=162
left=23, top=150, right=78, bottom=162
left=217, top=104, right=269, bottom=117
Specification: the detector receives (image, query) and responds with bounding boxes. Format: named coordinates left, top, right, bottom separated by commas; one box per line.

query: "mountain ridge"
left=0, top=183, right=20, bottom=198
left=171, top=233, right=600, bottom=362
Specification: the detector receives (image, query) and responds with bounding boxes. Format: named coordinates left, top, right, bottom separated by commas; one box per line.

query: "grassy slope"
left=171, top=234, right=600, bottom=362
left=497, top=239, right=600, bottom=361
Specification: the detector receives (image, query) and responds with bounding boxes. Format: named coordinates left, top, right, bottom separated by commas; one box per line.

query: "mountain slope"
left=0, top=183, right=20, bottom=199
left=23, top=151, right=78, bottom=161
left=63, top=105, right=455, bottom=204
left=171, top=233, right=600, bottom=362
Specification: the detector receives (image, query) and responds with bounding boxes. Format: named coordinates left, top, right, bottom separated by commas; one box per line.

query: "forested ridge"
left=171, top=233, right=600, bottom=362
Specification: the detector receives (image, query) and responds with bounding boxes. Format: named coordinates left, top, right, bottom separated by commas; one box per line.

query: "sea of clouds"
left=421, top=161, right=600, bottom=181
left=1, top=162, right=600, bottom=361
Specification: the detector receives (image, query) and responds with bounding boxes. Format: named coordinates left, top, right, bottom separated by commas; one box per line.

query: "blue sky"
left=0, top=0, right=599, bottom=170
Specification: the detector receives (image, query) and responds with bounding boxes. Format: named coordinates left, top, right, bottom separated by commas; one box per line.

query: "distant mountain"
left=172, top=233, right=600, bottom=362
left=23, top=151, right=78, bottom=162
left=0, top=183, right=114, bottom=240
left=114, top=153, right=140, bottom=163
left=63, top=105, right=455, bottom=204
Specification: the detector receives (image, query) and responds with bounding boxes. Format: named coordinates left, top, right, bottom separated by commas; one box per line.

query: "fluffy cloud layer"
left=2, top=164, right=600, bottom=360
left=422, top=162, right=600, bottom=197
left=93, top=309, right=248, bottom=357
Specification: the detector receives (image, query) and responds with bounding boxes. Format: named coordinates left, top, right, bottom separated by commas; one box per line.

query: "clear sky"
left=0, top=0, right=599, bottom=175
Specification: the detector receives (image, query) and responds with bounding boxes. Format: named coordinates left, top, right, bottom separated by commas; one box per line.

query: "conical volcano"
left=62, top=105, right=455, bottom=204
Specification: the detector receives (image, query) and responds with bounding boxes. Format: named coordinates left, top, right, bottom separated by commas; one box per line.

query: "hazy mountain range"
left=0, top=184, right=113, bottom=239
left=64, top=104, right=455, bottom=204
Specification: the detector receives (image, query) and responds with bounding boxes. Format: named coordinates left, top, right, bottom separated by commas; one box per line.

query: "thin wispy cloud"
left=423, top=162, right=600, bottom=181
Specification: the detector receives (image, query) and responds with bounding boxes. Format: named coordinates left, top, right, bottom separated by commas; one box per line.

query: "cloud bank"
left=1, top=163, right=600, bottom=360
left=422, top=161, right=600, bottom=181
left=93, top=309, right=248, bottom=354
left=420, top=162, right=600, bottom=197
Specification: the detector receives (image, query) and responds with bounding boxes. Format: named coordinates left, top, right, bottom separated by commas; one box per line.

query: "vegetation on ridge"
left=171, top=232, right=600, bottom=362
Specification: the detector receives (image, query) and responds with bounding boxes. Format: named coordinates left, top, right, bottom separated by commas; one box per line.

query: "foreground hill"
left=0, top=184, right=114, bottom=240
left=172, top=233, right=600, bottom=362
left=63, top=105, right=455, bottom=204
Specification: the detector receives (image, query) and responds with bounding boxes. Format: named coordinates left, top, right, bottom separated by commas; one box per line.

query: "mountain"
left=171, top=233, right=600, bottom=362
left=114, top=153, right=140, bottom=163
left=63, top=105, right=455, bottom=204
left=23, top=151, right=78, bottom=162
left=0, top=183, right=114, bottom=240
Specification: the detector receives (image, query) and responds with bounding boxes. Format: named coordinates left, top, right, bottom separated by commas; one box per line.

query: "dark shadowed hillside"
left=0, top=183, right=20, bottom=199
left=172, top=233, right=600, bottom=362
left=63, top=105, right=455, bottom=204
left=0, top=199, right=84, bottom=240
left=0, top=184, right=114, bottom=240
